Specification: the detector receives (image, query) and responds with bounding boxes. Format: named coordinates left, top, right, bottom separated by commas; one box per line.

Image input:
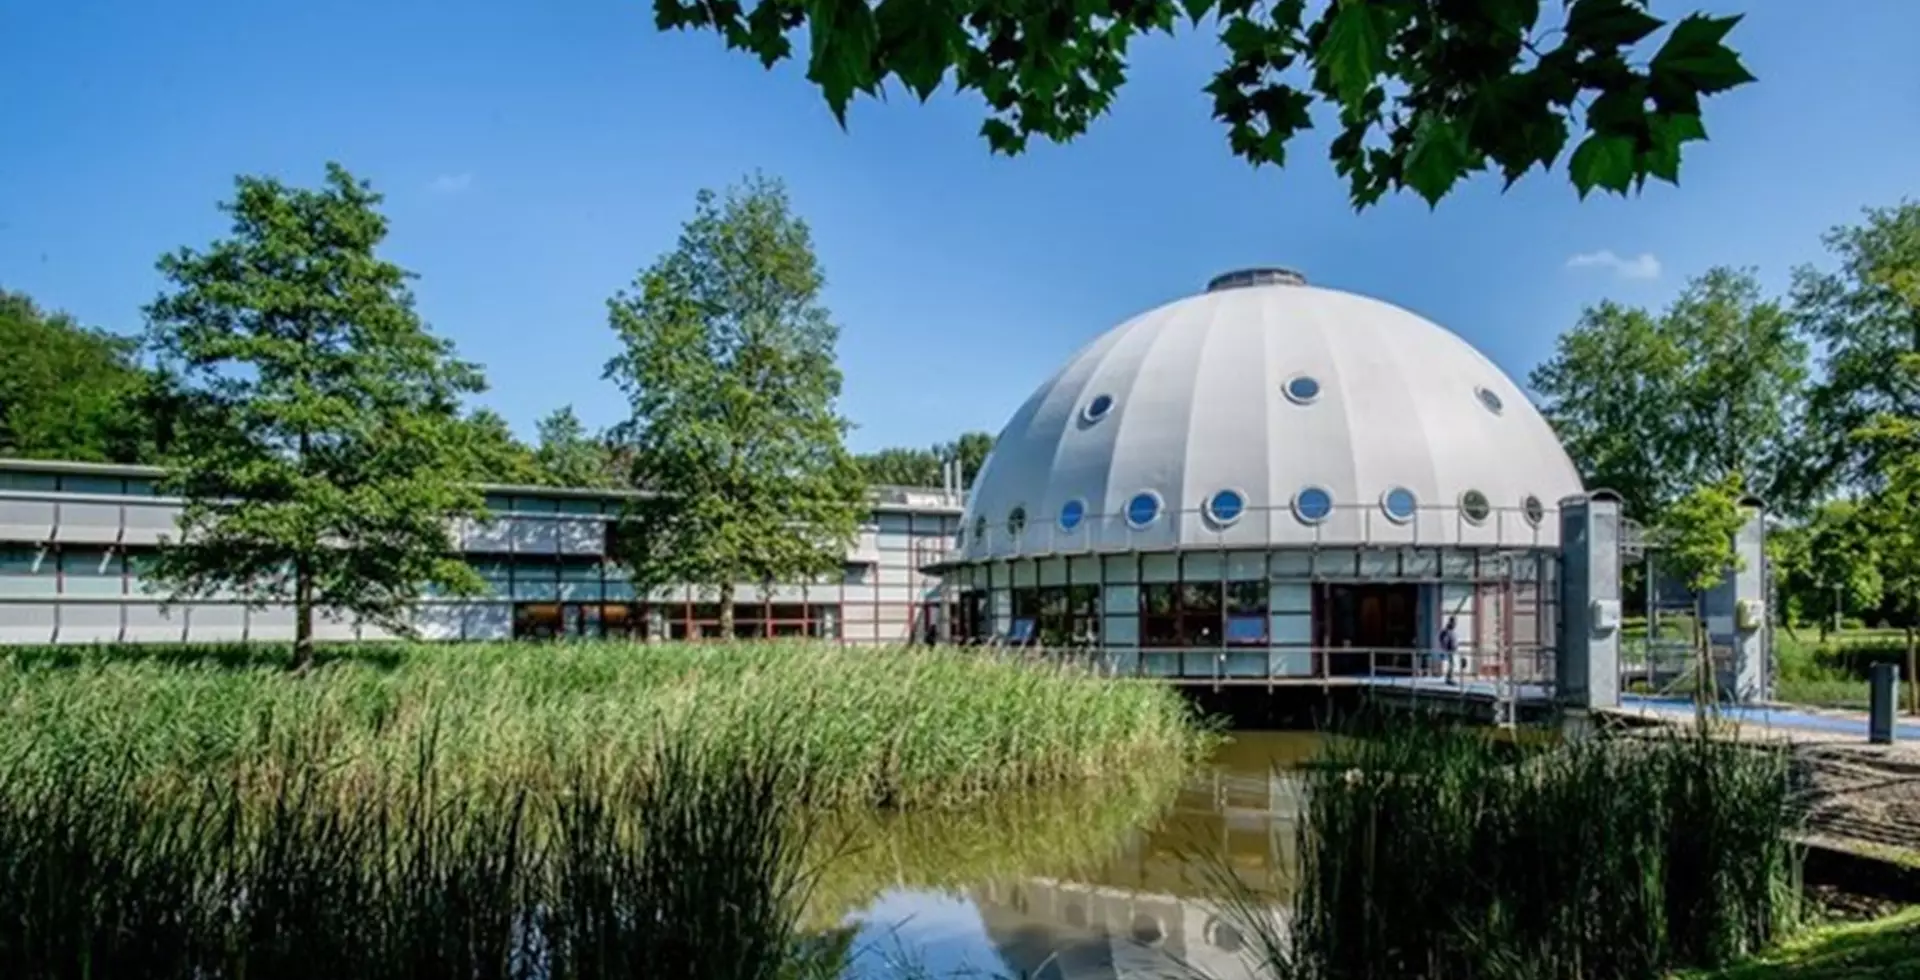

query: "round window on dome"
left=1007, top=506, right=1027, bottom=538
left=1058, top=499, right=1085, bottom=532
left=1205, top=488, right=1246, bottom=527
left=1283, top=374, right=1322, bottom=405
left=1523, top=494, right=1546, bottom=527
left=1293, top=487, right=1333, bottom=525
left=1476, top=386, right=1504, bottom=414
left=1382, top=487, right=1418, bottom=524
left=1082, top=393, right=1116, bottom=423
left=1126, top=491, right=1161, bottom=529
left=1460, top=490, right=1491, bottom=525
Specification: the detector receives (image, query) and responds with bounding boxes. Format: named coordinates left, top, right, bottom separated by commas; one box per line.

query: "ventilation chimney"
left=1206, top=267, right=1307, bottom=292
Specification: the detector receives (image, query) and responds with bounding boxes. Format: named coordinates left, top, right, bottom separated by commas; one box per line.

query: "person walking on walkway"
left=1438, top=616, right=1459, bottom=685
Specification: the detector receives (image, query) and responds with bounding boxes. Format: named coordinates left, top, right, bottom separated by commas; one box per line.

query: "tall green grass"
left=0, top=641, right=1206, bottom=810
left=0, top=641, right=1208, bottom=978
left=1217, top=721, right=1803, bottom=980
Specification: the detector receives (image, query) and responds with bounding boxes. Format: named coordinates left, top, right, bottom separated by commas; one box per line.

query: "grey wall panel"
left=465, top=603, right=510, bottom=640
left=314, top=608, right=360, bottom=642
left=464, top=518, right=515, bottom=552
left=120, top=502, right=182, bottom=546
left=0, top=499, right=56, bottom=543
left=556, top=519, right=605, bottom=556
left=187, top=604, right=247, bottom=643
left=56, top=603, right=124, bottom=643
left=413, top=604, right=465, bottom=641
left=52, top=503, right=124, bottom=543
left=0, top=603, right=57, bottom=644
left=125, top=603, right=189, bottom=643
left=249, top=606, right=297, bottom=642
left=512, top=520, right=559, bottom=555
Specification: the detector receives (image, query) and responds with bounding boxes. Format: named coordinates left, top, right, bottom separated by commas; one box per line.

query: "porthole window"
left=1007, top=506, right=1027, bottom=538
left=1382, top=486, right=1418, bottom=524
left=1476, top=386, right=1504, bottom=415
left=1082, top=393, right=1115, bottom=423
left=1283, top=374, right=1322, bottom=405
left=1460, top=490, right=1491, bottom=525
left=1205, top=488, right=1246, bottom=527
left=1293, top=487, right=1333, bottom=524
left=1058, top=499, right=1086, bottom=532
left=1522, top=494, right=1545, bottom=527
left=1126, top=491, right=1161, bottom=529
left=972, top=515, right=987, bottom=545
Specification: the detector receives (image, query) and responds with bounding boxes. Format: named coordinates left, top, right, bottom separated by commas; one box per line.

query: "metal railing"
left=973, top=642, right=1556, bottom=690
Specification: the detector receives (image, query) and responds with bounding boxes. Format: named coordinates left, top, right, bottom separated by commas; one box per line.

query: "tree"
left=1850, top=264, right=1920, bottom=712
left=534, top=405, right=617, bottom=488
left=1530, top=268, right=1806, bottom=521
left=854, top=429, right=995, bottom=488
left=1769, top=500, right=1882, bottom=638
left=1659, top=472, right=1750, bottom=706
left=603, top=175, right=867, bottom=638
left=453, top=408, right=546, bottom=486
left=654, top=0, right=1753, bottom=207
left=144, top=163, right=488, bottom=669
left=0, top=290, right=178, bottom=463
left=1790, top=202, right=1920, bottom=501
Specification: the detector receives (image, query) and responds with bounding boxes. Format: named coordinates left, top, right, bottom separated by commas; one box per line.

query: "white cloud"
left=427, top=173, right=474, bottom=195
left=1565, top=249, right=1661, bottom=281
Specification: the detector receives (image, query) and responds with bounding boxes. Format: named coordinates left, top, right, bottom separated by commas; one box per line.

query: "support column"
left=1705, top=498, right=1768, bottom=703
left=1557, top=492, right=1623, bottom=710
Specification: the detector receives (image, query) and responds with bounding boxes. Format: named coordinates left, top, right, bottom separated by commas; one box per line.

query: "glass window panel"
left=0, top=545, right=47, bottom=574
left=1141, top=554, right=1178, bottom=583
left=1182, top=552, right=1223, bottom=580
left=0, top=472, right=59, bottom=492
left=557, top=498, right=600, bottom=515
left=124, top=478, right=159, bottom=497
left=518, top=497, right=560, bottom=514
left=1270, top=613, right=1313, bottom=645
left=1226, top=615, right=1269, bottom=645
left=60, top=547, right=118, bottom=576
left=1226, top=580, right=1266, bottom=614
left=483, top=494, right=514, bottom=513
left=62, top=476, right=126, bottom=496
left=1180, top=582, right=1222, bottom=612
left=1271, top=583, right=1313, bottom=614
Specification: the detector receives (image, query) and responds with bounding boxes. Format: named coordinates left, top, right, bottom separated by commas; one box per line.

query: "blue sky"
left=3, top=0, right=1916, bottom=452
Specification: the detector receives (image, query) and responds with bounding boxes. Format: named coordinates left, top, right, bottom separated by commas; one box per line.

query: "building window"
left=1126, top=491, right=1161, bottom=529
left=1082, top=393, right=1116, bottom=423
left=1059, top=499, right=1086, bottom=532
left=1283, top=374, right=1321, bottom=405
left=1205, top=489, right=1246, bottom=527
left=1293, top=487, right=1333, bottom=524
left=1460, top=490, right=1491, bottom=525
left=1523, top=494, right=1546, bottom=526
left=973, top=515, right=988, bottom=547
left=1007, top=506, right=1027, bottom=539
left=1382, top=487, right=1418, bottom=524
left=1225, top=580, right=1268, bottom=645
left=1476, top=386, right=1504, bottom=414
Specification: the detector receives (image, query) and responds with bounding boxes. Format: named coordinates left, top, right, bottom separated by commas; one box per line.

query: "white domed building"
left=931, top=268, right=1590, bottom=685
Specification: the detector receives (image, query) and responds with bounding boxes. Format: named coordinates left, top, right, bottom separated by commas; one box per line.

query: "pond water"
left=818, top=732, right=1327, bottom=979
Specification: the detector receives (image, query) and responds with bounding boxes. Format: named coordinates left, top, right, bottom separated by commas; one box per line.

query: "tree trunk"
left=293, top=557, right=315, bottom=671
left=717, top=580, right=735, bottom=641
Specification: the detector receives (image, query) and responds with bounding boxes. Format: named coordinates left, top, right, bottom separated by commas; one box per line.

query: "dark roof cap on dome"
left=1206, top=267, right=1307, bottom=292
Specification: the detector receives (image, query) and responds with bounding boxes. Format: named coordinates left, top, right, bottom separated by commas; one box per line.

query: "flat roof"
left=0, top=457, right=965, bottom=514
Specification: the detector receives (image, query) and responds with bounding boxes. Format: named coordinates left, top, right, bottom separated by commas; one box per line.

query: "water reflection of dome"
left=972, top=877, right=1289, bottom=980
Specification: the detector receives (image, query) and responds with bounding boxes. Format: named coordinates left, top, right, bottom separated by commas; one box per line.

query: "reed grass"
left=1219, top=719, right=1805, bottom=980
left=0, top=641, right=1207, bottom=979
left=0, top=641, right=1206, bottom=811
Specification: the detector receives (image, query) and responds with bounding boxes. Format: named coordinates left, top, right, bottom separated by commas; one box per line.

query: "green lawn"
left=1681, top=907, right=1920, bottom=979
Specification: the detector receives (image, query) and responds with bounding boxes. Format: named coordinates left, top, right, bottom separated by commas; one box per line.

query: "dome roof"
left=956, top=270, right=1583, bottom=560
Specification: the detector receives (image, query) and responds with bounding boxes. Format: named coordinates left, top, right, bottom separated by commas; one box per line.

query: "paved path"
left=1615, top=694, right=1920, bottom=742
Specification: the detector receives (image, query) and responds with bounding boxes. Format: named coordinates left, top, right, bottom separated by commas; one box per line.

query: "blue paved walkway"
left=1358, top=677, right=1918, bottom=742
left=1619, top=694, right=1920, bottom=742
